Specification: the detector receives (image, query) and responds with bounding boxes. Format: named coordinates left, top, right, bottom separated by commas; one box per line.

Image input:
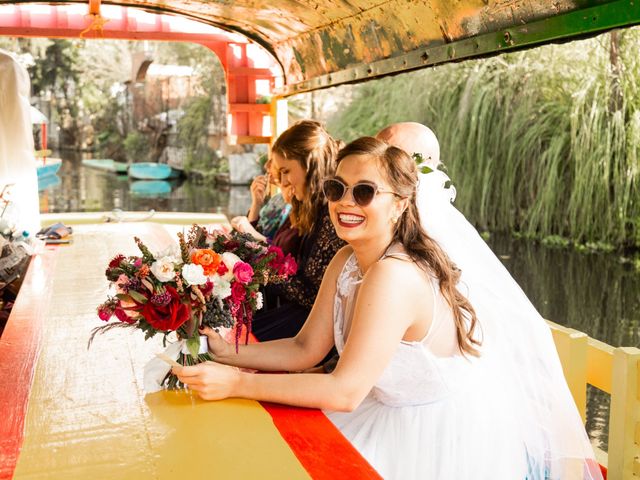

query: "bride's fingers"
left=198, top=326, right=220, bottom=338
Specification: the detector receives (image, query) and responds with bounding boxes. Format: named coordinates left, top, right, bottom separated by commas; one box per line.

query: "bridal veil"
left=417, top=169, right=603, bottom=479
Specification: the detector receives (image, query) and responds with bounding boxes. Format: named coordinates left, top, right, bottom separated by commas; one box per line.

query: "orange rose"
left=190, top=249, right=221, bottom=276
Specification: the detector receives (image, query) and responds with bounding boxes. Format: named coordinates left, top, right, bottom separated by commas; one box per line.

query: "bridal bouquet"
left=91, top=225, right=297, bottom=389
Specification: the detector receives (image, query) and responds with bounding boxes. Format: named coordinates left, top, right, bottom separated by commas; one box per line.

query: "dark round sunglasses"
left=322, top=178, right=401, bottom=207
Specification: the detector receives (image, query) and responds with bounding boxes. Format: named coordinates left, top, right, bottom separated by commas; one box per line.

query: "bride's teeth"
left=339, top=214, right=364, bottom=224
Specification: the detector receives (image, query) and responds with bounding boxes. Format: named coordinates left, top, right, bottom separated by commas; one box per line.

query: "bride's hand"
left=199, top=326, right=233, bottom=358
left=173, top=361, right=240, bottom=401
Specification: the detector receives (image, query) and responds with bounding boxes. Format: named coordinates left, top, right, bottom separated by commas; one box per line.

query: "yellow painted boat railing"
left=548, top=320, right=640, bottom=480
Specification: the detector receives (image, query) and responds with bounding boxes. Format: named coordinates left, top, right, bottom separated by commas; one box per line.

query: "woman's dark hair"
left=336, top=137, right=481, bottom=356
left=272, top=120, right=341, bottom=235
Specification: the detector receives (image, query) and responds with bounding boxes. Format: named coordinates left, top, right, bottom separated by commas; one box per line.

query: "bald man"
left=376, top=122, right=441, bottom=169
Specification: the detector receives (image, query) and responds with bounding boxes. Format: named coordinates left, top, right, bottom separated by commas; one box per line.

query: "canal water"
left=39, top=153, right=253, bottom=219
left=39, top=154, right=640, bottom=452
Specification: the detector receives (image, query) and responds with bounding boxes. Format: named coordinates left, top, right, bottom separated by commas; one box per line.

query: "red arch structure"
left=0, top=2, right=283, bottom=144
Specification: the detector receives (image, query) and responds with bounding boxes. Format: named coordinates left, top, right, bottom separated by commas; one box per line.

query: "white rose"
left=181, top=263, right=207, bottom=285
left=221, top=252, right=241, bottom=281
left=255, top=291, right=263, bottom=310
left=150, top=256, right=177, bottom=282
left=212, top=276, right=232, bottom=299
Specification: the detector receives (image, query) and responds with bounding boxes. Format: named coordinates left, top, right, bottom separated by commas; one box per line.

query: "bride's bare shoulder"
left=366, top=255, right=430, bottom=295
left=322, top=245, right=354, bottom=278
left=332, top=245, right=354, bottom=265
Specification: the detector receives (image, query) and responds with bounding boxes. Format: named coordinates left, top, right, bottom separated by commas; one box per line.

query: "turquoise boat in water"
left=37, top=173, right=61, bottom=191
left=130, top=180, right=172, bottom=197
left=82, top=159, right=128, bottom=174
left=36, top=158, right=62, bottom=180
left=128, top=163, right=180, bottom=180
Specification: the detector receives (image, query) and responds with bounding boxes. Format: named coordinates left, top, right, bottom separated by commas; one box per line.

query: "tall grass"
left=325, top=29, right=640, bottom=249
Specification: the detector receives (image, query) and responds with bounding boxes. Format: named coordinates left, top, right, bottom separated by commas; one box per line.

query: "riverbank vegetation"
left=325, top=28, right=640, bottom=252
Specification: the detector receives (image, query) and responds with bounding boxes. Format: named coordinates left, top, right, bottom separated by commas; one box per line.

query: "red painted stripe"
left=0, top=248, right=58, bottom=480
left=228, top=329, right=381, bottom=479
left=261, top=402, right=382, bottom=479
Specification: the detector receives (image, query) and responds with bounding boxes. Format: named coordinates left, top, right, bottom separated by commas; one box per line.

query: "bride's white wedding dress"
left=325, top=170, right=602, bottom=480
left=325, top=250, right=528, bottom=479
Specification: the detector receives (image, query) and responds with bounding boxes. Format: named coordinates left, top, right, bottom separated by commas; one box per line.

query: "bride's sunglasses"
left=322, top=178, right=400, bottom=207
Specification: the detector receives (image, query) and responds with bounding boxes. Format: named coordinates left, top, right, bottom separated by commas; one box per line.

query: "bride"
left=176, top=137, right=602, bottom=479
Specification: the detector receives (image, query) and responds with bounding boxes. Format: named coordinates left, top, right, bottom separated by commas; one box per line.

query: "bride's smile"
left=326, top=155, right=406, bottom=259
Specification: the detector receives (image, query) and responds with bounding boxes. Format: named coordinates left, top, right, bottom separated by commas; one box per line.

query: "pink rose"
left=282, top=255, right=298, bottom=276
left=233, top=261, right=254, bottom=284
left=230, top=282, right=246, bottom=303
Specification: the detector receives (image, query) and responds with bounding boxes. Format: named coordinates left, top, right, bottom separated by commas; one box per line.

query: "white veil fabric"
left=417, top=169, right=603, bottom=480
left=0, top=50, right=41, bottom=235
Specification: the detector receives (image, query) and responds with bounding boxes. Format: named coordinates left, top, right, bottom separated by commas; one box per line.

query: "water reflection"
left=38, top=152, right=251, bottom=217
left=130, top=180, right=173, bottom=198
left=488, top=233, right=640, bottom=450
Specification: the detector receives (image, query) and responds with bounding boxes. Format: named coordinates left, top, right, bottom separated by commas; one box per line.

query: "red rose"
left=230, top=282, right=246, bottom=303
left=141, top=285, right=191, bottom=331
left=201, top=280, right=214, bottom=296
left=108, top=254, right=125, bottom=269
left=217, top=261, right=228, bottom=276
left=114, top=308, right=137, bottom=324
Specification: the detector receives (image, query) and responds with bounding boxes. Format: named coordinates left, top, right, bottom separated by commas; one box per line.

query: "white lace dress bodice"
left=325, top=252, right=528, bottom=479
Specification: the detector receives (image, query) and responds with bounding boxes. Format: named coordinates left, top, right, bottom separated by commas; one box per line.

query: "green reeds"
left=326, top=28, right=640, bottom=250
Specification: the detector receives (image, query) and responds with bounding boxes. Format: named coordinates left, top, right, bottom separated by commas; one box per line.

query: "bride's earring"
left=391, top=216, right=398, bottom=224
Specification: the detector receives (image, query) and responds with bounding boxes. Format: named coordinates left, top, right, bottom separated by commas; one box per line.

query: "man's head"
left=375, top=122, right=440, bottom=169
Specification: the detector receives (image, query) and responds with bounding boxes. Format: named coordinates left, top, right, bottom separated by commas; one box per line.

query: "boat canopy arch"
left=1, top=0, right=639, bottom=142
left=1, top=0, right=638, bottom=96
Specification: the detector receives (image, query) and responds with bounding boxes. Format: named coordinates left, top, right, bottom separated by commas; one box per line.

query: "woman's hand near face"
left=230, top=216, right=267, bottom=241
left=174, top=361, right=241, bottom=401
left=248, top=175, right=269, bottom=221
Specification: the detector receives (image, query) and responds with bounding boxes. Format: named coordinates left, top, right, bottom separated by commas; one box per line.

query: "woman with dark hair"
left=177, top=137, right=602, bottom=479
left=250, top=119, right=345, bottom=341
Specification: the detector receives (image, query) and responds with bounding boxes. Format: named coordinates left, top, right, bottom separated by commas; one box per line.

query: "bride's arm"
left=177, top=259, right=432, bottom=412
left=206, top=246, right=353, bottom=372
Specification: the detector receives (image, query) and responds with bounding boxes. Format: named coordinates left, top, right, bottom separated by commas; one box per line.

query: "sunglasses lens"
left=323, top=179, right=345, bottom=202
left=353, top=184, right=376, bottom=206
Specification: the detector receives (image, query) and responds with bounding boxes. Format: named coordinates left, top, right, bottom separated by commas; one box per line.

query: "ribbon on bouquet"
left=143, top=336, right=209, bottom=392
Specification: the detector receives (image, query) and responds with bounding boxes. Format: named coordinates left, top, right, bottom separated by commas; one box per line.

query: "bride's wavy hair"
left=336, top=137, right=481, bottom=356
left=272, top=120, right=342, bottom=235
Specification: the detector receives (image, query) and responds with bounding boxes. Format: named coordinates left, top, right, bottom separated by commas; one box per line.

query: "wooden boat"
left=37, top=173, right=60, bottom=191
left=36, top=157, right=62, bottom=180
left=130, top=180, right=172, bottom=197
left=128, top=163, right=179, bottom=180
left=82, top=158, right=128, bottom=174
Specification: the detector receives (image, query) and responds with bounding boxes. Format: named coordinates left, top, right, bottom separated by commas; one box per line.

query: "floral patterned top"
left=255, top=193, right=291, bottom=241
left=273, top=205, right=345, bottom=308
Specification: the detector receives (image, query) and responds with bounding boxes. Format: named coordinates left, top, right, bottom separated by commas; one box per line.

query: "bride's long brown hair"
left=336, top=137, right=481, bottom=356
